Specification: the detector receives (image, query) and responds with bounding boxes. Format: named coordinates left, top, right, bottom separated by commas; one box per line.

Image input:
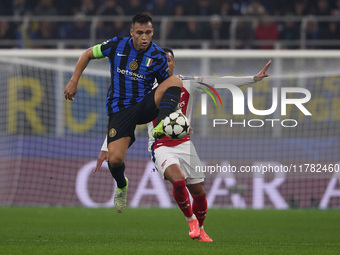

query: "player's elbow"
left=81, top=48, right=95, bottom=61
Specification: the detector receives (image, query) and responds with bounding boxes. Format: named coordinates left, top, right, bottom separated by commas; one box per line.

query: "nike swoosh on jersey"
left=117, top=53, right=127, bottom=57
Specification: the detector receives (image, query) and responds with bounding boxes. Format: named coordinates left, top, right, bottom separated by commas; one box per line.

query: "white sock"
left=185, top=214, right=197, bottom=222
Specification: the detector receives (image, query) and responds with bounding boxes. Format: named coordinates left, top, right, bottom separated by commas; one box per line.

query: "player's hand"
left=93, top=150, right=108, bottom=173
left=253, top=60, right=271, bottom=82
left=64, top=80, right=78, bottom=101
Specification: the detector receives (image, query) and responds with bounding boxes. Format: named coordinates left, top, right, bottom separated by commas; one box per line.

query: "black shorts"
left=107, top=89, right=159, bottom=147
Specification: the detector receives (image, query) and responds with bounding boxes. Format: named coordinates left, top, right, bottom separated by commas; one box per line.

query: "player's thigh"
left=107, top=137, right=131, bottom=167
left=177, top=141, right=204, bottom=170
left=153, top=146, right=181, bottom=180
left=107, top=106, right=138, bottom=146
left=137, top=89, right=158, bottom=124
left=164, top=164, right=186, bottom=183
left=154, top=75, right=182, bottom=108
left=177, top=142, right=205, bottom=184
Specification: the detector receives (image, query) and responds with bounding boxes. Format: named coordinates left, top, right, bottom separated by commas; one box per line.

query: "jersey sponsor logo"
left=117, top=53, right=127, bottom=57
left=129, top=59, right=138, bottom=70
left=117, top=67, right=146, bottom=81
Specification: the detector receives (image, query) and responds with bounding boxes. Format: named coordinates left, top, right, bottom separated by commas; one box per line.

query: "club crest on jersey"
left=145, top=57, right=153, bottom=67
left=109, top=128, right=117, bottom=137
left=129, top=59, right=138, bottom=70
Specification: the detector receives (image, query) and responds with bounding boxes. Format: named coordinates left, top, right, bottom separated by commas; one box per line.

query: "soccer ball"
left=163, top=111, right=190, bottom=140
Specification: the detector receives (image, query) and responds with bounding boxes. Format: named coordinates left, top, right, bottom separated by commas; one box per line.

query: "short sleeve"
left=93, top=37, right=120, bottom=59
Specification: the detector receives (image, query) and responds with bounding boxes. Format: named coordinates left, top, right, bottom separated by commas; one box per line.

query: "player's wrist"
left=253, top=76, right=262, bottom=82
left=69, top=78, right=79, bottom=86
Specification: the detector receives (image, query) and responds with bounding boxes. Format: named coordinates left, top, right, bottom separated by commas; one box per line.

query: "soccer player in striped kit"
left=95, top=48, right=271, bottom=241
left=64, top=14, right=183, bottom=213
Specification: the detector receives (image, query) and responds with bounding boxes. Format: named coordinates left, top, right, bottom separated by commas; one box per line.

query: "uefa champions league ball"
left=162, top=111, right=190, bottom=140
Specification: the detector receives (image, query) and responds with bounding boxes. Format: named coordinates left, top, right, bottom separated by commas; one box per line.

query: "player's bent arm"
left=72, top=48, right=96, bottom=81
left=64, top=48, right=96, bottom=100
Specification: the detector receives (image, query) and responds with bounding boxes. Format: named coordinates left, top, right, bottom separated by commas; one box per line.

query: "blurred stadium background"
left=0, top=0, right=339, bottom=210
left=2, top=0, right=340, bottom=50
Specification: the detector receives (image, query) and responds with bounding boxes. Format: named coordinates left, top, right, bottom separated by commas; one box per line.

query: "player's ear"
left=130, top=28, right=133, bottom=37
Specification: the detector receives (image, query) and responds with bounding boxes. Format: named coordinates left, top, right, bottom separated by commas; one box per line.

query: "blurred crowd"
left=1, top=0, right=340, bottom=49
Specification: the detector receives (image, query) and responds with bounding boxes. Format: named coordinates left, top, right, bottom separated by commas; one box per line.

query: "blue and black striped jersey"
left=93, top=37, right=169, bottom=115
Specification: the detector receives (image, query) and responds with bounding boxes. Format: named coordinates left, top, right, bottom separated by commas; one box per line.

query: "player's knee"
left=172, top=175, right=186, bottom=184
left=108, top=155, right=124, bottom=168
left=161, top=75, right=182, bottom=88
left=170, top=75, right=183, bottom=87
left=165, top=168, right=186, bottom=183
left=172, top=179, right=186, bottom=190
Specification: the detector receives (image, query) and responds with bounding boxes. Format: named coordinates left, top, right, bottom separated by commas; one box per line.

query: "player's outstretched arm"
left=253, top=59, right=271, bottom=82
left=64, top=48, right=95, bottom=100
left=192, top=60, right=272, bottom=89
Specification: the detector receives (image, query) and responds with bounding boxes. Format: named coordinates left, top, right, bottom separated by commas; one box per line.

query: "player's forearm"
left=220, top=76, right=254, bottom=87
left=194, top=76, right=255, bottom=89
left=70, top=48, right=94, bottom=85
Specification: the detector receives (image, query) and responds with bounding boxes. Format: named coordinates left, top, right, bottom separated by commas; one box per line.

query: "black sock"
left=108, top=162, right=126, bottom=189
left=155, top=86, right=182, bottom=126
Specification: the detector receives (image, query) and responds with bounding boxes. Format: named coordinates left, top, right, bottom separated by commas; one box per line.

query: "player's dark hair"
left=132, top=13, right=153, bottom=26
left=162, top=47, right=175, bottom=59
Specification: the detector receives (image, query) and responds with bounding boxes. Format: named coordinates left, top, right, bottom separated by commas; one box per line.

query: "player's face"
left=130, top=22, right=153, bottom=52
left=165, top=52, right=176, bottom=76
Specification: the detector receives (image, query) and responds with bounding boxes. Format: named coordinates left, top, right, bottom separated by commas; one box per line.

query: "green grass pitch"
left=0, top=207, right=340, bottom=254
